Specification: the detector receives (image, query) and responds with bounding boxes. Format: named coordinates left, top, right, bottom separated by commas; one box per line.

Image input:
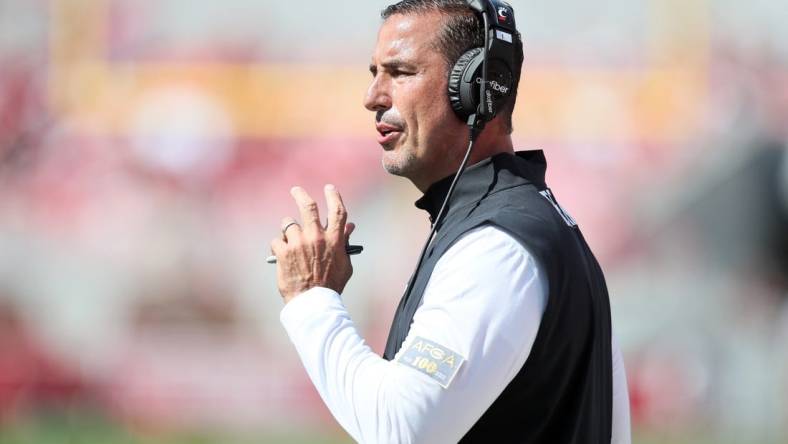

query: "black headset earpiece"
left=447, top=48, right=484, bottom=120
left=447, top=48, right=513, bottom=121
left=448, top=0, right=520, bottom=128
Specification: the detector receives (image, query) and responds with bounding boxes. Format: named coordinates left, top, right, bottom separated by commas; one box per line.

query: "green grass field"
left=0, top=412, right=781, bottom=444
left=0, top=411, right=351, bottom=444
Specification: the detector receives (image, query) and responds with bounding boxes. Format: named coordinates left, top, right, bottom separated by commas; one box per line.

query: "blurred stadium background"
left=0, top=0, right=786, bottom=443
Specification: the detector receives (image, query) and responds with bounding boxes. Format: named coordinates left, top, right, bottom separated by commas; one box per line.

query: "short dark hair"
left=381, top=0, right=523, bottom=133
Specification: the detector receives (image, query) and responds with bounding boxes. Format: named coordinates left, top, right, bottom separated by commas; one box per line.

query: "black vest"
left=384, top=151, right=613, bottom=443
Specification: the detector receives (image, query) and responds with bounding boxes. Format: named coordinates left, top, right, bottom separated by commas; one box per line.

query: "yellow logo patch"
left=396, top=336, right=466, bottom=388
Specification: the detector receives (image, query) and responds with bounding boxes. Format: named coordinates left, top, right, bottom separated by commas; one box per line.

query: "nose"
left=364, top=74, right=392, bottom=112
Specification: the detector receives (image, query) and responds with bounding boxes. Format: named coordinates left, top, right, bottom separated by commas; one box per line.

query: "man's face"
left=365, top=12, right=466, bottom=189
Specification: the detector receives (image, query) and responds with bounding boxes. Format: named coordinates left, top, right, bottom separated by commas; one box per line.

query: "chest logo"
left=396, top=336, right=466, bottom=389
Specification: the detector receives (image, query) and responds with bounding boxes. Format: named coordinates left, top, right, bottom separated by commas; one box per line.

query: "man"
left=270, top=1, right=630, bottom=442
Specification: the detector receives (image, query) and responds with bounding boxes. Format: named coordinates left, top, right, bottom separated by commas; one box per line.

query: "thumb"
left=344, top=222, right=356, bottom=245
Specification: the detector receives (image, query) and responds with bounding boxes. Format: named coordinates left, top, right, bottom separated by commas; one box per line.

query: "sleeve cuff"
left=280, top=286, right=343, bottom=331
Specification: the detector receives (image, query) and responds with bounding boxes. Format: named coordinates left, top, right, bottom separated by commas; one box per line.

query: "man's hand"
left=271, top=184, right=356, bottom=303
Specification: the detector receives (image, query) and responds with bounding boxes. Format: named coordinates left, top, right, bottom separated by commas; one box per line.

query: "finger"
left=270, top=237, right=286, bottom=255
left=344, top=222, right=356, bottom=245
left=324, top=184, right=347, bottom=238
left=290, top=186, right=322, bottom=232
left=281, top=216, right=301, bottom=241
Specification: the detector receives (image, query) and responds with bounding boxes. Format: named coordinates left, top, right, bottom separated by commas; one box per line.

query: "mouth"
left=376, top=123, right=404, bottom=148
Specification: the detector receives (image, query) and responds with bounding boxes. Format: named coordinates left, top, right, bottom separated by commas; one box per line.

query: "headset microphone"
left=402, top=0, right=521, bottom=303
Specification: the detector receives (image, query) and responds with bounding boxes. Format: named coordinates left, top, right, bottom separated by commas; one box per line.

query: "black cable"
left=401, top=128, right=480, bottom=302
left=431, top=133, right=478, bottom=236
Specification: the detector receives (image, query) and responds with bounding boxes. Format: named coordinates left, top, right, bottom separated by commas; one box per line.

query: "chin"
left=381, top=157, right=407, bottom=177
left=381, top=151, right=417, bottom=177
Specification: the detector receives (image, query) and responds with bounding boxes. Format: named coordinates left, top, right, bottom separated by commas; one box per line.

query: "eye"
left=392, top=69, right=414, bottom=77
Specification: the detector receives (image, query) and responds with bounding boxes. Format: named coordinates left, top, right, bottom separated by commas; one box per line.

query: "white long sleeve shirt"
left=280, top=225, right=631, bottom=443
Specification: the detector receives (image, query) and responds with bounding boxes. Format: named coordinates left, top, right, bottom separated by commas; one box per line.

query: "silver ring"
left=281, top=221, right=300, bottom=237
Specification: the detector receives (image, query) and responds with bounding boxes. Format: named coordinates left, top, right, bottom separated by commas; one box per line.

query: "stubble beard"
left=381, top=145, right=418, bottom=178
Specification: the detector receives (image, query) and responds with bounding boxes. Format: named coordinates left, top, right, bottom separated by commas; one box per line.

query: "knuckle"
left=304, top=230, right=322, bottom=242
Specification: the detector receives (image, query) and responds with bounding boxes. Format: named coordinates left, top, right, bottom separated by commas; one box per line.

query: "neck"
left=412, top=127, right=514, bottom=193
left=468, top=126, right=515, bottom=167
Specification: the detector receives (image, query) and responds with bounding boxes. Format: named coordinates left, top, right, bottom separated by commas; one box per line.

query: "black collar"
left=415, top=150, right=547, bottom=223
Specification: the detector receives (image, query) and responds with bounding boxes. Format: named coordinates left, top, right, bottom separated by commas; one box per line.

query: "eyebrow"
left=369, top=59, right=418, bottom=74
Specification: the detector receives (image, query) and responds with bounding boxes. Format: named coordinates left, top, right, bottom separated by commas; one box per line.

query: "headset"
left=401, top=0, right=522, bottom=306
left=448, top=0, right=520, bottom=133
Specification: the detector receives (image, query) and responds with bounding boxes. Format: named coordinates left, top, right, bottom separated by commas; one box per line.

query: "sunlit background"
left=1, top=0, right=786, bottom=443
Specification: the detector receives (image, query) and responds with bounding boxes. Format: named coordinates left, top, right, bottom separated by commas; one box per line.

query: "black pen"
left=266, top=245, right=364, bottom=264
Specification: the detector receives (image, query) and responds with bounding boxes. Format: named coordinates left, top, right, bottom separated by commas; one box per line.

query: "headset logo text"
left=475, top=77, right=510, bottom=95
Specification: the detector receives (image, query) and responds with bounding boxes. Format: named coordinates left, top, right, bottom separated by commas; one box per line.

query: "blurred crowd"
left=1, top=0, right=786, bottom=442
